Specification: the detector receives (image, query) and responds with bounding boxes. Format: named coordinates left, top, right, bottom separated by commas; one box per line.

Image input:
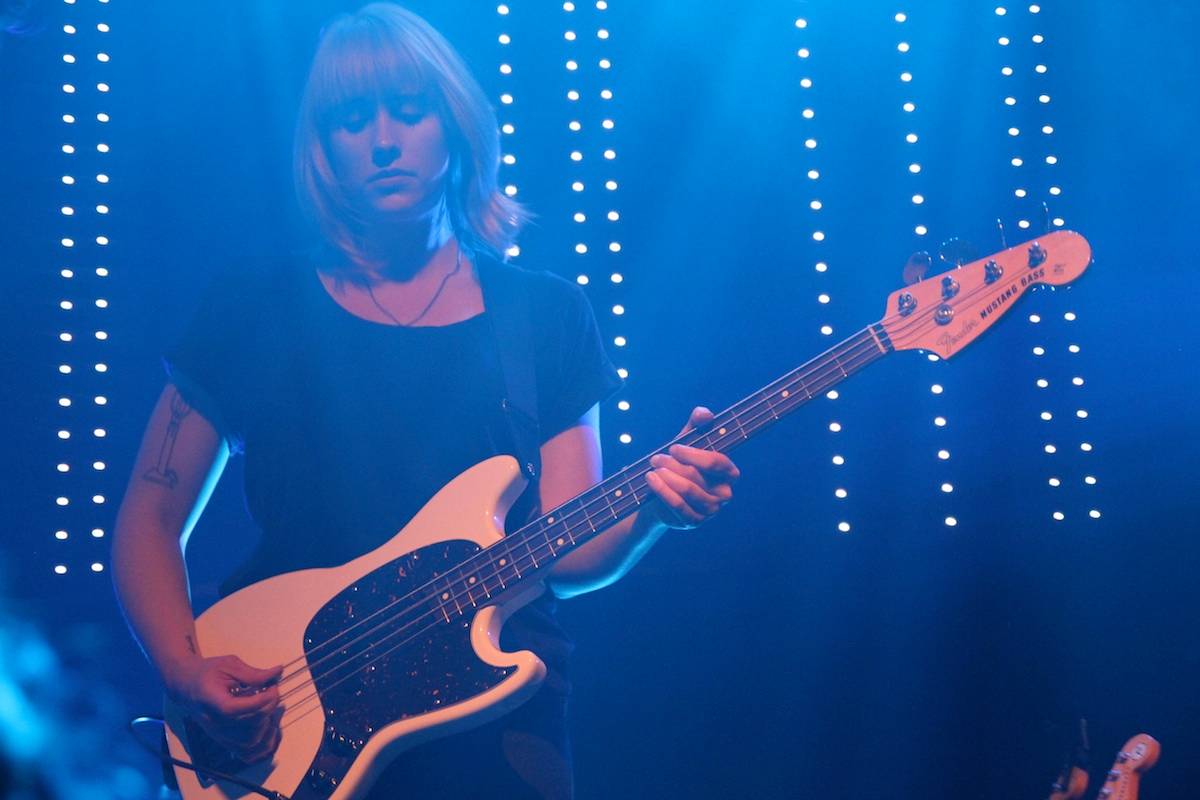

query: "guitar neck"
left=454, top=323, right=894, bottom=595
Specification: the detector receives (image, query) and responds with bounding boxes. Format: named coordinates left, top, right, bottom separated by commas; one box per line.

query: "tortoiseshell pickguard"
left=290, top=539, right=512, bottom=799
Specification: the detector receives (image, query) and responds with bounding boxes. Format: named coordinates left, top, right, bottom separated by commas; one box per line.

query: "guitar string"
left=262, top=326, right=877, bottom=695
left=275, top=331, right=895, bottom=727
left=270, top=328, right=882, bottom=703
left=277, top=264, right=1032, bottom=724
left=271, top=304, right=973, bottom=720
left=265, top=237, right=1068, bottom=690
left=268, top=272, right=1007, bottom=705
left=269, top=273, right=1006, bottom=709
left=274, top=335, right=887, bottom=714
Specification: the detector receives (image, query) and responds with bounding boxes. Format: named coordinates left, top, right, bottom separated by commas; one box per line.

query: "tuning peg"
left=938, top=237, right=977, bottom=268
left=902, top=250, right=932, bottom=285
left=996, top=218, right=1008, bottom=250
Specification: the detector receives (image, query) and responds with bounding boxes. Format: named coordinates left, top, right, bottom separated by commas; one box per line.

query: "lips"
left=369, top=168, right=416, bottom=182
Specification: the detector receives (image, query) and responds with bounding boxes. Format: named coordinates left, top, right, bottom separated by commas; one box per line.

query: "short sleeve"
left=163, top=267, right=258, bottom=453
left=534, top=276, right=624, bottom=439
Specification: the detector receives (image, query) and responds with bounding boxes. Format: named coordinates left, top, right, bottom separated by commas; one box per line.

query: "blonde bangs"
left=294, top=3, right=529, bottom=267
left=306, top=18, right=439, bottom=134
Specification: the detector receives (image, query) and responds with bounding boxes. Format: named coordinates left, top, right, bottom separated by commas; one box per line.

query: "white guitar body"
left=165, top=456, right=548, bottom=800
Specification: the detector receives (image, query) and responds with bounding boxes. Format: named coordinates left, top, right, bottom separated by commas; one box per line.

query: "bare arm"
left=111, top=384, right=226, bottom=681
left=111, top=384, right=281, bottom=760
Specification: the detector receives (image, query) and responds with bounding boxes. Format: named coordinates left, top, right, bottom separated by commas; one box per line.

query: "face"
left=326, top=91, right=451, bottom=220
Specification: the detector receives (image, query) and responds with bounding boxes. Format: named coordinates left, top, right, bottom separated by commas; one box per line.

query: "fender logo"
left=936, top=319, right=978, bottom=355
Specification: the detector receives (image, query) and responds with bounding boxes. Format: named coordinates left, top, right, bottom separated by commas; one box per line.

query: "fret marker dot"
left=499, top=558, right=507, bottom=566
left=557, top=537, right=565, bottom=546
left=547, top=516, right=555, bottom=523
left=718, top=427, right=727, bottom=436
left=442, top=592, right=450, bottom=600
left=781, top=390, right=790, bottom=398
left=468, top=576, right=476, bottom=584
left=615, top=489, right=623, bottom=497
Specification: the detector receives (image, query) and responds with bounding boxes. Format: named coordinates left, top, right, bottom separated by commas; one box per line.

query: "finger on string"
left=650, top=469, right=719, bottom=520
left=668, top=444, right=741, bottom=482
left=654, top=466, right=723, bottom=509
left=226, top=660, right=283, bottom=690
left=650, top=453, right=707, bottom=490
left=223, top=682, right=281, bottom=717
left=646, top=471, right=704, bottom=526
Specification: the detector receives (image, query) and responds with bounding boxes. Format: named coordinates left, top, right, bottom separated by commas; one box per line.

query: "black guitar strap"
left=477, top=255, right=542, bottom=492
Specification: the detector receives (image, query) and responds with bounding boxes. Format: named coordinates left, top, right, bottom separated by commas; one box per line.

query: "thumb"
left=225, top=657, right=283, bottom=688
left=679, top=406, right=714, bottom=435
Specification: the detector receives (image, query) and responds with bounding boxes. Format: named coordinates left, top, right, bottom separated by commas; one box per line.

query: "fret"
left=545, top=521, right=570, bottom=555
left=541, top=520, right=557, bottom=557
left=763, top=391, right=780, bottom=420
left=787, top=373, right=812, bottom=401
left=439, top=324, right=895, bottom=615
left=525, top=535, right=540, bottom=569
left=714, top=413, right=748, bottom=446
left=600, top=488, right=618, bottom=521
left=613, top=474, right=639, bottom=505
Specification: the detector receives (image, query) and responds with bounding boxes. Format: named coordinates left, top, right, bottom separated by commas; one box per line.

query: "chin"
left=371, top=191, right=443, bottom=219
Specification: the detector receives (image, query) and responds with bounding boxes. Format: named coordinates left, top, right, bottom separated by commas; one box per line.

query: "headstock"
left=1097, top=734, right=1160, bottom=800
left=880, top=230, right=1092, bottom=359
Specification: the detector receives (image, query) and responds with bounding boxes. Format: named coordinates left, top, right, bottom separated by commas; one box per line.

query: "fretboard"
left=428, top=323, right=893, bottom=614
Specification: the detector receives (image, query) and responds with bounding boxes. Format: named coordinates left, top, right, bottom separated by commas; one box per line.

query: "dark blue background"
left=2, top=1, right=1197, bottom=797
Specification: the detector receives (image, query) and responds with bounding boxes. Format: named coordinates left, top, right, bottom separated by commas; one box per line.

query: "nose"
left=371, top=109, right=401, bottom=167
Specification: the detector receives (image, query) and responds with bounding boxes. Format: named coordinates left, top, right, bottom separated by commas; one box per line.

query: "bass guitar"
left=166, top=230, right=1093, bottom=799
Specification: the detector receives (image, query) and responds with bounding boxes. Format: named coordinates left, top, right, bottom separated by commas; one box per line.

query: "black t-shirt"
left=165, top=253, right=621, bottom=798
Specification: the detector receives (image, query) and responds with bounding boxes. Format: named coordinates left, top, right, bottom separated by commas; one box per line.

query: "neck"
left=355, top=198, right=455, bottom=283
left=421, top=323, right=896, bottom=613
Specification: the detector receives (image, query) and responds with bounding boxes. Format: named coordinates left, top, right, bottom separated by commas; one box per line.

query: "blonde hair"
left=293, top=2, right=528, bottom=266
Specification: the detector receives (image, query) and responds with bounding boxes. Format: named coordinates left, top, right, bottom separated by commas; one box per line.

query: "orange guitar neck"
left=1097, top=734, right=1160, bottom=800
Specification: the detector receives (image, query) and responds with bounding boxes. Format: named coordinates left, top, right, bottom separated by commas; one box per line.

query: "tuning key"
left=941, top=276, right=960, bottom=299
left=938, top=237, right=977, bottom=268
left=1029, top=242, right=1047, bottom=267
left=902, top=251, right=932, bottom=285
left=984, top=260, right=1003, bottom=284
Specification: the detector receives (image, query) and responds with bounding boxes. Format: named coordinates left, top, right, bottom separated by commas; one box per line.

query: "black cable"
left=126, top=717, right=291, bottom=800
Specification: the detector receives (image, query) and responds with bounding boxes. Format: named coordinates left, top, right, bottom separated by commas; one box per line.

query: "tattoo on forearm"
left=185, top=634, right=197, bottom=655
left=142, top=389, right=193, bottom=489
